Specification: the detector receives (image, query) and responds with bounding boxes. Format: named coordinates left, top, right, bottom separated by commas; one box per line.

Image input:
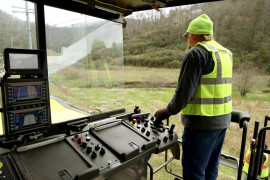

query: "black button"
left=141, top=127, right=145, bottom=133
left=82, top=142, right=87, bottom=148
left=163, top=136, right=168, bottom=142
left=95, top=144, right=100, bottom=150
left=91, top=151, right=97, bottom=159
left=86, top=147, right=92, bottom=153
left=100, top=148, right=106, bottom=155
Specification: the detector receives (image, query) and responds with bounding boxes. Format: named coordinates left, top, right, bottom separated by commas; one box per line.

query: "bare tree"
left=234, top=62, right=258, bottom=96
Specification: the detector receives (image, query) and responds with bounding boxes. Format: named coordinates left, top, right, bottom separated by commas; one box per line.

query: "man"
left=154, top=14, right=233, bottom=180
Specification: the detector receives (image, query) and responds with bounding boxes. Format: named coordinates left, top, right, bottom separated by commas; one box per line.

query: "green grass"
left=49, top=66, right=270, bottom=180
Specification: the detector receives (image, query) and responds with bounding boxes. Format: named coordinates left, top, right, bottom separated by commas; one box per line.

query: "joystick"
left=168, top=124, right=175, bottom=134
left=134, top=106, right=141, bottom=114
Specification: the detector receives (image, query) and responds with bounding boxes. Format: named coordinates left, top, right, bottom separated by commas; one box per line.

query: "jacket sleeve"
left=166, top=49, right=202, bottom=115
left=166, top=46, right=214, bottom=116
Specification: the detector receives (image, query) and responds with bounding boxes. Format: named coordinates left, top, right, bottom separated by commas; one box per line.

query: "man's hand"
left=154, top=108, right=170, bottom=126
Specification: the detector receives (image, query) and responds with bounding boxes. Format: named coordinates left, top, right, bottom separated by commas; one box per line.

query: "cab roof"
left=30, top=0, right=223, bottom=20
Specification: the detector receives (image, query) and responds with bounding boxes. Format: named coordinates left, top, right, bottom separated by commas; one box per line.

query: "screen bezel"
left=4, top=81, right=48, bottom=106
left=5, top=106, right=51, bottom=137
left=4, top=48, right=44, bottom=76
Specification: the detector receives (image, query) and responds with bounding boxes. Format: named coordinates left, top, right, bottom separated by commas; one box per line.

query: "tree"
left=234, top=63, right=258, bottom=96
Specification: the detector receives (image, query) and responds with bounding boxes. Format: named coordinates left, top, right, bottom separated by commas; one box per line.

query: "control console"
left=128, top=113, right=178, bottom=153
left=66, top=131, right=120, bottom=170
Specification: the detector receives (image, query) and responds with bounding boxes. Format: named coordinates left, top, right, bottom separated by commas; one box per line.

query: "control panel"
left=4, top=81, right=48, bottom=106
left=66, top=131, right=120, bottom=170
left=6, top=106, right=49, bottom=135
left=128, top=113, right=178, bottom=153
left=66, top=112, right=178, bottom=173
left=1, top=48, right=51, bottom=138
left=66, top=120, right=157, bottom=170
left=0, top=154, right=17, bottom=180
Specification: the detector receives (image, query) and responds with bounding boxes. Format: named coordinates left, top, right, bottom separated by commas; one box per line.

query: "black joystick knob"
left=77, top=138, right=82, bottom=145
left=144, top=122, right=148, bottom=127
left=95, top=144, right=100, bottom=150
left=168, top=124, right=175, bottom=134
left=82, top=142, right=87, bottom=149
left=141, top=127, right=145, bottom=133
left=163, top=136, right=168, bottom=142
left=91, top=151, right=97, bottom=159
left=134, top=106, right=141, bottom=114
left=100, top=148, right=106, bottom=155
left=86, top=147, right=92, bottom=153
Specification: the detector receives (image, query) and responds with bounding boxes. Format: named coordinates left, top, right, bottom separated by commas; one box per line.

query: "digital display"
left=9, top=53, right=39, bottom=69
left=12, top=85, right=42, bottom=102
left=14, top=110, right=44, bottom=130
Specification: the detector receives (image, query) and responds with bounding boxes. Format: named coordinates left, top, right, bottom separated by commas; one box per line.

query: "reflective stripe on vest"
left=243, top=149, right=269, bottom=178
left=181, top=40, right=233, bottom=116
left=261, top=153, right=269, bottom=178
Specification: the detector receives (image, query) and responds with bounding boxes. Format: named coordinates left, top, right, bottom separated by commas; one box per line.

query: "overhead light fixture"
left=143, top=0, right=167, bottom=8
left=95, top=5, right=123, bottom=15
left=73, top=0, right=89, bottom=5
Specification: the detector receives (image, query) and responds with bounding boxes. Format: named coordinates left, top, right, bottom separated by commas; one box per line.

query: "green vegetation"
left=124, top=0, right=270, bottom=73
left=50, top=66, right=270, bottom=180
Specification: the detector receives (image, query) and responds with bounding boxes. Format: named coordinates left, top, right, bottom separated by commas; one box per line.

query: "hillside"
left=123, top=0, right=270, bottom=73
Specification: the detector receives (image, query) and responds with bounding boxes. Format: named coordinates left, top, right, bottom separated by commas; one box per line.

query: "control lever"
left=168, top=124, right=175, bottom=134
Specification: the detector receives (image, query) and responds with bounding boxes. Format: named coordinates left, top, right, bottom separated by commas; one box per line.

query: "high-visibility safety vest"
left=243, top=149, right=269, bottom=178
left=181, top=40, right=233, bottom=116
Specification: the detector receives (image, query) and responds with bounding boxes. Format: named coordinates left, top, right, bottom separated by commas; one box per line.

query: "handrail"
left=149, top=110, right=250, bottom=180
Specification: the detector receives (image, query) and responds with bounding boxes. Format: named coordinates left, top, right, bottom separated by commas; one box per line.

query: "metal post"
left=34, top=2, right=48, bottom=77
left=237, top=120, right=248, bottom=180
left=25, top=1, right=32, bottom=49
left=247, top=121, right=259, bottom=180
left=252, top=126, right=270, bottom=179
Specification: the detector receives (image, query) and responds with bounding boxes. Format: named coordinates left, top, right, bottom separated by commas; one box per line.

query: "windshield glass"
left=45, top=6, right=125, bottom=124
left=0, top=0, right=37, bottom=135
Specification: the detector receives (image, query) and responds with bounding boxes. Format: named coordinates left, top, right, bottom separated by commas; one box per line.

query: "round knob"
left=163, top=136, right=168, bottom=142
left=82, top=142, right=87, bottom=148
left=86, top=136, right=91, bottom=141
left=91, top=151, right=97, bottom=159
left=100, top=148, right=106, bottom=155
left=157, top=139, right=161, bottom=144
left=144, top=122, right=148, bottom=127
left=132, top=119, right=136, bottom=125
left=86, top=147, right=92, bottom=153
left=146, top=131, right=150, bottom=136
left=141, top=127, right=145, bottom=133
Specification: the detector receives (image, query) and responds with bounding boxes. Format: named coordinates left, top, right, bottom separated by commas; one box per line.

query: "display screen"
left=13, top=85, right=42, bottom=102
left=9, top=53, right=39, bottom=69
left=14, top=110, right=44, bottom=130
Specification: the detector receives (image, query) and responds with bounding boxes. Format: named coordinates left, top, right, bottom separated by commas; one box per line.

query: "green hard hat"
left=184, top=14, right=213, bottom=36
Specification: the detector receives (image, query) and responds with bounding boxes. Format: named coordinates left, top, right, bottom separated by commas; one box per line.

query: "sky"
left=0, top=0, right=98, bottom=26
